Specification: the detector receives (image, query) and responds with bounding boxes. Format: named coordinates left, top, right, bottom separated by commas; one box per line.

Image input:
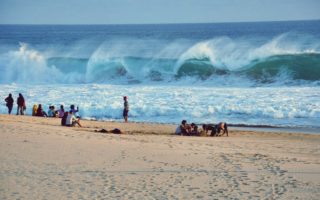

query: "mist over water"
left=0, top=22, right=319, bottom=128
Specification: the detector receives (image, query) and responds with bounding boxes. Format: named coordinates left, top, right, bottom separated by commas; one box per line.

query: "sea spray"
left=1, top=22, right=320, bottom=128
left=1, top=34, right=319, bottom=85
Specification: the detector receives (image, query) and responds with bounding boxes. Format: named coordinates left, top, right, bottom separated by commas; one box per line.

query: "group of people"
left=175, top=120, right=228, bottom=137
left=32, top=103, right=82, bottom=127
left=4, top=93, right=26, bottom=115
left=4, top=93, right=82, bottom=127
left=4, top=93, right=130, bottom=126
left=5, top=93, right=228, bottom=136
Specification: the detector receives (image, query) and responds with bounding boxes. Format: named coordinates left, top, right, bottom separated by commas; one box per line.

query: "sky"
left=0, top=0, right=319, bottom=24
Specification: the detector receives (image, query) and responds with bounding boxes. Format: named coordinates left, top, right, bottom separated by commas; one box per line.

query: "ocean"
left=0, top=21, right=319, bottom=129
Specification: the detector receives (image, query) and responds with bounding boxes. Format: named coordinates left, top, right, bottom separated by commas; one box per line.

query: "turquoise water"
left=0, top=21, right=319, bottom=128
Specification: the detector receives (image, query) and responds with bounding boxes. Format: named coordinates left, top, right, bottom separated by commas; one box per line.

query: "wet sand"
left=1, top=114, right=320, bottom=199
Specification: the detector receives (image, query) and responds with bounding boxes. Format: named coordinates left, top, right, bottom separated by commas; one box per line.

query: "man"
left=66, top=111, right=82, bottom=127
left=5, top=93, right=14, bottom=114
left=123, top=96, right=129, bottom=122
left=175, top=120, right=191, bottom=136
left=16, top=93, right=25, bottom=115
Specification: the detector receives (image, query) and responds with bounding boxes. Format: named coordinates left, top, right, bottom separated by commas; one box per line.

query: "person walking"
left=5, top=93, right=14, bottom=114
left=123, top=96, right=129, bottom=123
left=16, top=93, right=25, bottom=115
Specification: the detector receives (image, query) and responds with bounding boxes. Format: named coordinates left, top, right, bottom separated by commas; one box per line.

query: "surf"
left=0, top=33, right=319, bottom=85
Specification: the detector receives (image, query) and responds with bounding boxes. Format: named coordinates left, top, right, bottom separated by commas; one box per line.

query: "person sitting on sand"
left=175, top=120, right=191, bottom=136
left=190, top=123, right=199, bottom=136
left=61, top=111, right=68, bottom=126
left=32, top=104, right=38, bottom=116
left=202, top=124, right=216, bottom=136
left=65, top=111, right=82, bottom=127
left=58, top=105, right=65, bottom=118
left=48, top=106, right=55, bottom=117
left=4, top=93, right=14, bottom=115
left=36, top=104, right=48, bottom=117
left=70, top=105, right=79, bottom=117
left=215, top=122, right=228, bottom=137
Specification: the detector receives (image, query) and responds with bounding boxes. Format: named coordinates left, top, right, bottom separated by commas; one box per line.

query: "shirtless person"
left=215, top=122, right=228, bottom=136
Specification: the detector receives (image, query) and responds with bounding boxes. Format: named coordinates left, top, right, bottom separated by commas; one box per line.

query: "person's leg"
left=211, top=127, right=215, bottom=136
left=16, top=106, right=19, bottom=115
left=224, top=123, right=228, bottom=137
left=76, top=119, right=82, bottom=127
left=123, top=110, right=128, bottom=123
left=8, top=106, right=12, bottom=114
left=18, top=106, right=22, bottom=115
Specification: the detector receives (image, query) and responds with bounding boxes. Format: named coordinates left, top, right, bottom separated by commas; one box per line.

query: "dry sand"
left=1, top=114, right=320, bottom=199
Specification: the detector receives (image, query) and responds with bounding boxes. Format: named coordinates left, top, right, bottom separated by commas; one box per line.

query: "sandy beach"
left=0, top=114, right=320, bottom=199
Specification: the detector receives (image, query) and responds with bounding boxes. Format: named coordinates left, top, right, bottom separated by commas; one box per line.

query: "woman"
left=16, top=93, right=25, bottom=115
left=5, top=93, right=14, bottom=114
left=32, top=104, right=38, bottom=116
left=58, top=105, right=65, bottom=118
left=36, top=104, right=48, bottom=117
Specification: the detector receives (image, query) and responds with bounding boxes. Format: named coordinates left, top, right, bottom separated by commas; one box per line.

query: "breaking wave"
left=0, top=33, right=320, bottom=86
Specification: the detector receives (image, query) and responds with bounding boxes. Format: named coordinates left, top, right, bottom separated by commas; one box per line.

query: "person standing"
left=5, top=93, right=14, bottom=114
left=16, top=93, right=25, bottom=115
left=123, top=96, right=129, bottom=123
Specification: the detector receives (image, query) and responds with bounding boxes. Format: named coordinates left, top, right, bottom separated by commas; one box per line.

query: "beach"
left=1, top=114, right=320, bottom=199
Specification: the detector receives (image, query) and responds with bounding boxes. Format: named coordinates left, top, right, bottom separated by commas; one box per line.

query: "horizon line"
left=0, top=18, right=319, bottom=26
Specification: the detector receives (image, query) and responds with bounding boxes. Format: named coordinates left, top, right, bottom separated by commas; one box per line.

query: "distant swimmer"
left=123, top=96, right=129, bottom=122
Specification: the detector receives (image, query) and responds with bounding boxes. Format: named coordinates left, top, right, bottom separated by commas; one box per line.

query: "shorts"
left=123, top=109, right=129, bottom=117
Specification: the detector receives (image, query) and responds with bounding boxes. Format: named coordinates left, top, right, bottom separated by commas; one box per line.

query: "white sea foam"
left=1, top=84, right=319, bottom=128
left=0, top=33, right=319, bottom=85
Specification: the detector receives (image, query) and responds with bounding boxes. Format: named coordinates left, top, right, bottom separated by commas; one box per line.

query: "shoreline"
left=1, top=114, right=320, bottom=135
left=83, top=117, right=320, bottom=135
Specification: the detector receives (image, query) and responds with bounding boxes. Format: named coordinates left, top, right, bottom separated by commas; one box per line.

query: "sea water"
left=0, top=21, right=319, bottom=128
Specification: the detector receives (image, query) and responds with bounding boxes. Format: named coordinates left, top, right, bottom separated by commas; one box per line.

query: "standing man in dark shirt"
left=16, top=93, right=25, bottom=115
left=123, top=96, right=129, bottom=123
left=5, top=93, right=14, bottom=114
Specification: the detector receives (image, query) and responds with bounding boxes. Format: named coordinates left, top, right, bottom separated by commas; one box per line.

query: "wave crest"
left=0, top=33, right=319, bottom=85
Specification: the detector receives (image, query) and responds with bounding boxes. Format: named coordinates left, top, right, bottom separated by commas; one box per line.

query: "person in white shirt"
left=66, top=111, right=82, bottom=127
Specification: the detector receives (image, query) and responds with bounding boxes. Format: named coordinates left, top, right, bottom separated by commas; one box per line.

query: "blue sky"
left=0, top=0, right=319, bottom=24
